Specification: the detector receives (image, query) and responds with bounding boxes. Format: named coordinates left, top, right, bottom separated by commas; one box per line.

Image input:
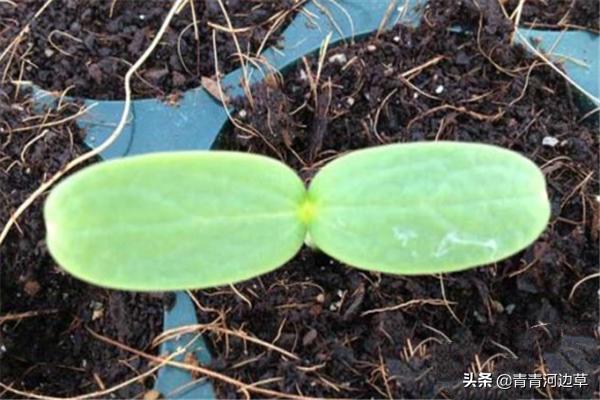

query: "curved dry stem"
left=569, top=271, right=600, bottom=301
left=89, top=328, right=318, bottom=400
left=361, top=298, right=457, bottom=317
left=214, top=0, right=254, bottom=106
left=210, top=30, right=284, bottom=160
left=154, top=323, right=300, bottom=361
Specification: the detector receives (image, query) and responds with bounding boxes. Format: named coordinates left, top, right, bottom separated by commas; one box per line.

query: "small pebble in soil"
left=92, top=307, right=104, bottom=321
left=491, top=299, right=504, bottom=313
left=435, top=84, right=444, bottom=94
left=23, top=280, right=41, bottom=297
left=302, top=329, right=318, bottom=346
left=90, top=300, right=103, bottom=310
left=144, top=390, right=161, bottom=400
left=366, top=44, right=377, bottom=52
left=473, top=310, right=487, bottom=323
left=543, top=136, right=559, bottom=147
left=328, top=53, right=347, bottom=64
left=329, top=289, right=346, bottom=311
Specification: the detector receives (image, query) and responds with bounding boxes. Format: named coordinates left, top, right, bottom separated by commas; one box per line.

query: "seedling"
left=44, top=142, right=550, bottom=290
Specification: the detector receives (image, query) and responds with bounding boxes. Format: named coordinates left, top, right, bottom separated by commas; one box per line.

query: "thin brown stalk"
left=214, top=0, right=254, bottom=106
left=361, top=298, right=456, bottom=317
left=154, top=324, right=300, bottom=361
left=568, top=272, right=600, bottom=301
left=376, top=0, right=398, bottom=38
left=0, top=308, right=58, bottom=324
left=89, top=328, right=317, bottom=399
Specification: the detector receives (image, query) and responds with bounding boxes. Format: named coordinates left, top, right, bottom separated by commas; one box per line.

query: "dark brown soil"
left=197, top=1, right=599, bottom=398
left=0, top=84, right=166, bottom=398
left=0, top=0, right=299, bottom=100
left=505, top=0, right=600, bottom=32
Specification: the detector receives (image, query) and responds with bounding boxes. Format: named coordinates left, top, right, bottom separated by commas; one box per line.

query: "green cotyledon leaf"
left=307, top=142, right=550, bottom=274
left=44, top=152, right=307, bottom=290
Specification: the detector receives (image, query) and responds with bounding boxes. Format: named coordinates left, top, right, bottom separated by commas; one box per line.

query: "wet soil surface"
left=0, top=0, right=299, bottom=100
left=0, top=84, right=165, bottom=398
left=195, top=0, right=599, bottom=398
left=505, top=0, right=600, bottom=32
